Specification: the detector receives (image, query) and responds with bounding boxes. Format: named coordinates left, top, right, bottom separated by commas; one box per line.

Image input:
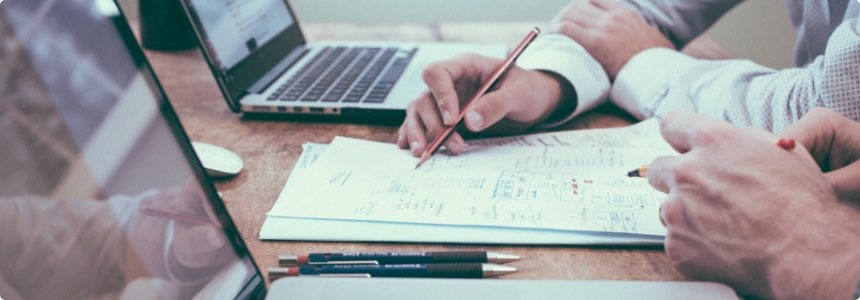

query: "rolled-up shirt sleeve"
left=516, top=33, right=610, bottom=127
left=611, top=18, right=860, bottom=132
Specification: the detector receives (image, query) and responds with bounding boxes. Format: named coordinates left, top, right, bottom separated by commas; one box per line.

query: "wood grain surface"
left=139, top=23, right=718, bottom=284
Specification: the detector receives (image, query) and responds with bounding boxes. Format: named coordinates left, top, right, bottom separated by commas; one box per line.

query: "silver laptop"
left=177, top=0, right=507, bottom=121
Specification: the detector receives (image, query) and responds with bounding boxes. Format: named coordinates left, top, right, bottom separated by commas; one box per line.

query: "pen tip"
left=482, top=263, right=518, bottom=277
left=487, top=252, right=521, bottom=264
left=626, top=170, right=639, bottom=177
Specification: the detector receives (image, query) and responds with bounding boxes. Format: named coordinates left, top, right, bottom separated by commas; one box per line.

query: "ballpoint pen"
left=415, top=27, right=541, bottom=169
left=278, top=251, right=520, bottom=266
left=268, top=263, right=517, bottom=279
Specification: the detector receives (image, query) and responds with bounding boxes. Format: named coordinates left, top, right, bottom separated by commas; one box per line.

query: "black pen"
left=268, top=263, right=516, bottom=279
left=279, top=251, right=520, bottom=266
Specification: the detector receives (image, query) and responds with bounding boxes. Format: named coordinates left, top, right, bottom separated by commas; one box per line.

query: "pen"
left=415, top=27, right=541, bottom=169
left=626, top=138, right=797, bottom=178
left=268, top=263, right=517, bottom=279
left=278, top=251, right=520, bottom=266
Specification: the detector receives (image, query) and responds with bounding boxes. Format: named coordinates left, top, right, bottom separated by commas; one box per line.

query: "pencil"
left=626, top=165, right=648, bottom=178
left=415, top=27, right=541, bottom=169
left=141, top=206, right=217, bottom=227
left=625, top=138, right=797, bottom=178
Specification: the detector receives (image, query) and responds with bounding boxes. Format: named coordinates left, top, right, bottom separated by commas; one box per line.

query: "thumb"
left=172, top=225, right=232, bottom=269
left=462, top=91, right=512, bottom=132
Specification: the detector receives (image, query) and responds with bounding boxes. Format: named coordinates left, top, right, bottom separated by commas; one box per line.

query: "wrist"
left=536, top=70, right=577, bottom=126
left=769, top=205, right=860, bottom=299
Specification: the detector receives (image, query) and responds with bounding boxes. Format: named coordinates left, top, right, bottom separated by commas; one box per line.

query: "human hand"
left=647, top=110, right=860, bottom=299
left=781, top=108, right=860, bottom=202
left=549, top=0, right=673, bottom=79
left=129, top=179, right=234, bottom=284
left=398, top=53, right=572, bottom=156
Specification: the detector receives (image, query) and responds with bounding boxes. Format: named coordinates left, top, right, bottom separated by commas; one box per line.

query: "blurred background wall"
left=120, top=0, right=796, bottom=68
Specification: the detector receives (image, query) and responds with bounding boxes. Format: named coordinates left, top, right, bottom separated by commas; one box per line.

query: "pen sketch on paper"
left=269, top=120, right=676, bottom=236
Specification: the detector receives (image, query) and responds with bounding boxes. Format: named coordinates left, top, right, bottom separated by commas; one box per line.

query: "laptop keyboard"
left=266, top=46, right=417, bottom=103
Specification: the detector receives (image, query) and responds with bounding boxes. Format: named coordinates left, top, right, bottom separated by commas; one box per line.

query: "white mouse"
left=191, top=141, right=244, bottom=178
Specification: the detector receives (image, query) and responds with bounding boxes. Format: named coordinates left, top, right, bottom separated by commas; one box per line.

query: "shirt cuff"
left=516, top=33, right=610, bottom=128
left=610, top=48, right=698, bottom=120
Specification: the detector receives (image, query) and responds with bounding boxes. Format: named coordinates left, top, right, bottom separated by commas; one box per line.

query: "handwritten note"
left=269, top=120, right=676, bottom=236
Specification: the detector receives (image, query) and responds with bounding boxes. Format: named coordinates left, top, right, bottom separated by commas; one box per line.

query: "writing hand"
left=398, top=54, right=571, bottom=156
left=780, top=108, right=860, bottom=202
left=129, top=179, right=233, bottom=284
left=647, top=110, right=860, bottom=299
left=549, top=0, right=673, bottom=80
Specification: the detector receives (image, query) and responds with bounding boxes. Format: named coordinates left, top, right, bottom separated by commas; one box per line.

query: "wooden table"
left=143, top=23, right=726, bottom=283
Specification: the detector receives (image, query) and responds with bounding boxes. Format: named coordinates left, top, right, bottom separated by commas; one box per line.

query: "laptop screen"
left=185, top=0, right=294, bottom=71
left=181, top=0, right=306, bottom=109
left=0, top=0, right=264, bottom=299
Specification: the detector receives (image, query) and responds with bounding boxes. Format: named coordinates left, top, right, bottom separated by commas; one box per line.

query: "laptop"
left=0, top=0, right=264, bottom=298
left=177, top=0, right=507, bottom=122
left=0, top=1, right=737, bottom=298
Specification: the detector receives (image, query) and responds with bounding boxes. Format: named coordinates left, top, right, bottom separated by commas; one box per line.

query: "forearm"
left=617, top=0, right=743, bottom=48
left=611, top=19, right=860, bottom=132
left=0, top=196, right=129, bottom=299
left=769, top=206, right=860, bottom=299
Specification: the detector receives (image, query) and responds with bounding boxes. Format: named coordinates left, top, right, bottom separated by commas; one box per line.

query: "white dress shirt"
left=518, top=0, right=860, bottom=132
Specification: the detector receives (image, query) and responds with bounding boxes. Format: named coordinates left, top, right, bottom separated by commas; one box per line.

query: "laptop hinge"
left=248, top=46, right=309, bottom=94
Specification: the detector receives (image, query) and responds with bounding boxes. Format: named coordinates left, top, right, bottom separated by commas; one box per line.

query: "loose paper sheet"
left=268, top=119, right=675, bottom=236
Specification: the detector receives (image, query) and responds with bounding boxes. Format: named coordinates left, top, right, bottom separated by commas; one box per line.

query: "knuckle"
left=669, top=158, right=706, bottom=187
left=660, top=197, right=683, bottom=226
left=691, top=124, right=731, bottom=147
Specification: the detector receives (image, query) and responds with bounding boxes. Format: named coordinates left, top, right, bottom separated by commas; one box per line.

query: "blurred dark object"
left=140, top=0, right=196, bottom=51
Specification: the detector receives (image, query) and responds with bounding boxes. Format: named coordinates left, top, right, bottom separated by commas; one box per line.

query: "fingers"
left=462, top=90, right=512, bottom=132
left=401, top=100, right=429, bottom=155
left=646, top=156, right=678, bottom=193
left=658, top=110, right=735, bottom=153
left=549, top=2, right=599, bottom=42
left=173, top=225, right=228, bottom=268
left=781, top=107, right=860, bottom=172
left=589, top=0, right=625, bottom=10
left=779, top=108, right=838, bottom=167
left=824, top=160, right=860, bottom=201
left=399, top=93, right=466, bottom=156
left=422, top=54, right=492, bottom=126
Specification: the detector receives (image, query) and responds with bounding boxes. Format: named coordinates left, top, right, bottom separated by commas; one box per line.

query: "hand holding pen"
left=398, top=28, right=574, bottom=163
left=626, top=138, right=797, bottom=178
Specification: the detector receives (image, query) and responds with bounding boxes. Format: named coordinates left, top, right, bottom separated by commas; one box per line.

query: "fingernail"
left=466, top=111, right=483, bottom=129
left=410, top=141, right=420, bottom=153
left=441, top=110, right=453, bottom=124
